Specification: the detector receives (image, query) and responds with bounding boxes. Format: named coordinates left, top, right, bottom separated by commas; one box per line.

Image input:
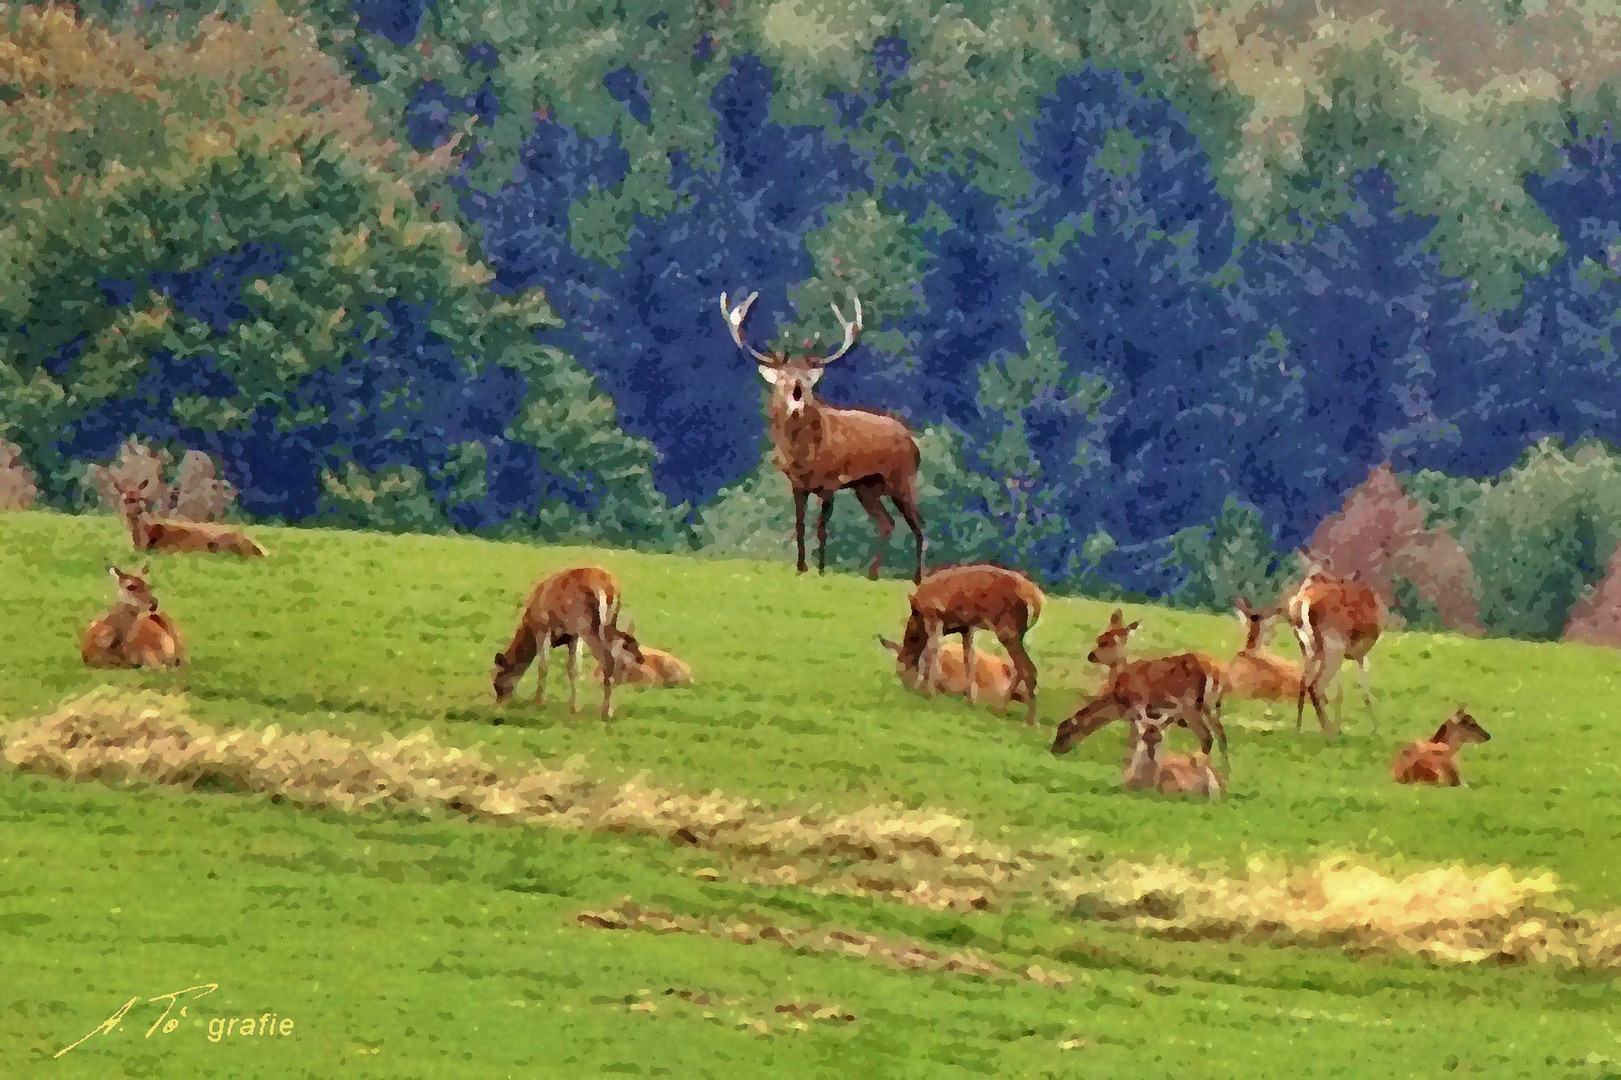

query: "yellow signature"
left=54, top=983, right=218, bottom=1057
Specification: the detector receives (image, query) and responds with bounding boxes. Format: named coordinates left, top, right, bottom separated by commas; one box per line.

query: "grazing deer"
left=1391, top=708, right=1491, bottom=786
left=492, top=566, right=644, bottom=721
left=719, top=289, right=927, bottom=584
left=81, top=564, right=185, bottom=669
left=1052, top=652, right=1228, bottom=761
left=1074, top=609, right=1231, bottom=758
left=590, top=645, right=693, bottom=689
left=1285, top=553, right=1385, bottom=736
left=886, top=563, right=1044, bottom=722
left=115, top=479, right=267, bottom=557
left=878, top=635, right=1030, bottom=712
left=1224, top=597, right=1303, bottom=701
left=1122, top=716, right=1225, bottom=799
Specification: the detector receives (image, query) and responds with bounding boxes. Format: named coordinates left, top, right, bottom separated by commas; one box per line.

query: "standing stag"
left=492, top=566, right=645, bottom=721
left=1285, top=553, right=1385, bottom=737
left=719, top=289, right=926, bottom=584
left=885, top=563, right=1044, bottom=722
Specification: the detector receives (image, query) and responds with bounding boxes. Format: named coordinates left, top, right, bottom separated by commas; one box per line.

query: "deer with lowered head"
left=719, top=289, right=926, bottom=584
left=1285, top=552, right=1385, bottom=737
left=590, top=645, right=693, bottom=689
left=114, top=478, right=267, bottom=557
left=878, top=635, right=1030, bottom=713
left=1224, top=597, right=1303, bottom=701
left=492, top=566, right=644, bottom=721
left=886, top=563, right=1044, bottom=722
left=1122, top=714, right=1225, bottom=799
left=1051, top=609, right=1229, bottom=762
left=1391, top=708, right=1491, bottom=786
left=81, top=563, right=185, bottom=669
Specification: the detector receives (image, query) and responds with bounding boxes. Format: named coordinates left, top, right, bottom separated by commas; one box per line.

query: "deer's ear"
left=1125, top=620, right=1141, bottom=633
left=803, top=366, right=825, bottom=387
left=107, top=565, right=120, bottom=579
left=756, top=364, right=780, bottom=386
left=138, top=561, right=151, bottom=577
left=877, top=636, right=900, bottom=654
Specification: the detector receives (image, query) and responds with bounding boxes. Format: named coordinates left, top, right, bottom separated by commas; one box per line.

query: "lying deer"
left=1391, top=708, right=1491, bottom=786
left=115, top=479, right=267, bottom=557
left=1053, top=610, right=1228, bottom=761
left=492, top=566, right=644, bottom=720
left=719, top=289, right=927, bottom=584
left=877, top=635, right=1030, bottom=712
left=886, top=563, right=1044, bottom=722
left=1122, top=715, right=1225, bottom=799
left=590, top=645, right=693, bottom=689
left=81, top=564, right=186, bottom=669
left=1285, top=553, right=1385, bottom=736
left=1224, top=597, right=1303, bottom=701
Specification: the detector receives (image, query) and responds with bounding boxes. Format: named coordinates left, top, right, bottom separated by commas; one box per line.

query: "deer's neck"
left=769, top=400, right=827, bottom=460
left=123, top=508, right=155, bottom=550
left=103, top=599, right=150, bottom=645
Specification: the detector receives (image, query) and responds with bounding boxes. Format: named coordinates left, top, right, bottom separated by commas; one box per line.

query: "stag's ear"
left=756, top=364, right=780, bottom=386
left=803, top=366, right=825, bottom=387
left=138, top=561, right=151, bottom=577
left=1125, top=620, right=1140, bottom=633
left=106, top=565, right=120, bottom=579
left=877, top=636, right=900, bottom=654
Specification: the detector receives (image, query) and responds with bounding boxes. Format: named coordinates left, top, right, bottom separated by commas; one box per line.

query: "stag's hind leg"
left=891, top=488, right=927, bottom=585
left=1354, top=654, right=1378, bottom=733
left=566, top=639, right=582, bottom=714
left=852, top=480, right=895, bottom=581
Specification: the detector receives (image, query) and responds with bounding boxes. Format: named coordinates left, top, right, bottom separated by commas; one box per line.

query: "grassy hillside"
left=4, top=509, right=1621, bottom=1077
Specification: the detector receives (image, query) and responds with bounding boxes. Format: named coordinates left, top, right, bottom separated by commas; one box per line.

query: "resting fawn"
left=1223, top=597, right=1303, bottom=701
left=81, top=564, right=186, bottom=669
left=1391, top=708, right=1491, bottom=786
left=115, top=479, right=267, bottom=557
left=1122, top=716, right=1225, bottom=799
left=591, top=645, right=693, bottom=688
left=878, top=636, right=1029, bottom=712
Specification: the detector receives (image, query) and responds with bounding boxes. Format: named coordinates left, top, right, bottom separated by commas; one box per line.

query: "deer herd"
left=71, top=287, right=1494, bottom=799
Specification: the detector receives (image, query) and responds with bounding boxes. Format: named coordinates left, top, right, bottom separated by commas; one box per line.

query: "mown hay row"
left=7, top=689, right=1621, bottom=970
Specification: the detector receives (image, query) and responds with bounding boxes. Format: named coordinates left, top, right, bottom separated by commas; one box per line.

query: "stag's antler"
left=820, top=290, right=864, bottom=364
left=719, top=291, right=773, bottom=364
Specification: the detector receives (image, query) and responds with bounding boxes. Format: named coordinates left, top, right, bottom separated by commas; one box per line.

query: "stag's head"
left=1233, top=596, right=1278, bottom=649
left=718, top=289, right=863, bottom=416
left=1433, top=706, right=1491, bottom=747
left=107, top=563, right=159, bottom=613
left=113, top=478, right=156, bottom=521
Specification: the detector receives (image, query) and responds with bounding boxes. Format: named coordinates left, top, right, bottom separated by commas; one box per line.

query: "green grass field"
left=4, top=508, right=1621, bottom=1078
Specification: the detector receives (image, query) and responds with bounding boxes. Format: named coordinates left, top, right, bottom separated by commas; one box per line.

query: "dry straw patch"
left=575, top=899, right=1070, bottom=988
left=7, top=689, right=1621, bottom=971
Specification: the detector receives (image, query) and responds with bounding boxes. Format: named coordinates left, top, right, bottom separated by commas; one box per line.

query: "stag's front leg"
left=793, top=489, right=809, bottom=574
left=961, top=628, right=977, bottom=705
left=816, top=493, right=835, bottom=575
left=919, top=619, right=942, bottom=698
left=566, top=639, right=582, bottom=714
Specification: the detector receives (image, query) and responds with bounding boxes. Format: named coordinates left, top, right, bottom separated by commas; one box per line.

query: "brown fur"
left=878, top=636, right=1030, bottom=710
left=890, top=563, right=1044, bottom=722
left=1286, top=555, right=1386, bottom=736
left=1068, top=609, right=1230, bottom=759
left=1224, top=597, right=1304, bottom=701
left=81, top=564, right=185, bottom=669
left=1122, top=718, right=1225, bottom=798
left=720, top=290, right=926, bottom=583
left=591, top=645, right=693, bottom=688
left=1392, top=708, right=1492, bottom=786
left=492, top=566, right=644, bottom=721
left=116, top=479, right=266, bottom=557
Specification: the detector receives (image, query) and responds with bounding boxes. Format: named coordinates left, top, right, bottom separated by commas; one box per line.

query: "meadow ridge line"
left=6, top=687, right=1621, bottom=972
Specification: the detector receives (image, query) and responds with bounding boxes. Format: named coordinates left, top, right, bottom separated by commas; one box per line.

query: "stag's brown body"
left=890, top=564, right=1044, bottom=721
left=879, top=636, right=1029, bottom=710
left=81, top=565, right=185, bottom=669
left=492, top=566, right=643, bottom=720
left=1224, top=598, right=1303, bottom=701
left=117, top=480, right=266, bottom=557
left=1392, top=710, right=1491, bottom=786
left=720, top=289, right=926, bottom=583
left=1286, top=563, right=1385, bottom=735
left=591, top=645, right=692, bottom=688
